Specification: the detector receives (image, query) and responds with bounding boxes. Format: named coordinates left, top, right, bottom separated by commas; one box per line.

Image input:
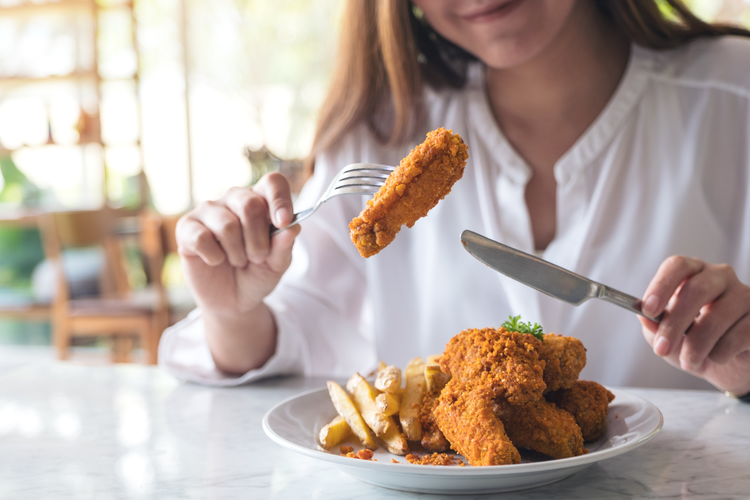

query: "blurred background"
left=0, top=0, right=747, bottom=364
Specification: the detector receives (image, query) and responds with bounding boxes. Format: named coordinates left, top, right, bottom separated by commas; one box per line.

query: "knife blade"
left=461, top=230, right=662, bottom=323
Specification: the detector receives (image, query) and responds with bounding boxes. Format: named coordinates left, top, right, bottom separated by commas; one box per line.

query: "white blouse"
left=159, top=37, right=750, bottom=391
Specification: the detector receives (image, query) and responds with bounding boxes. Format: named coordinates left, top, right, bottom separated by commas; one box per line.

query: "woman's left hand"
left=639, top=256, right=750, bottom=395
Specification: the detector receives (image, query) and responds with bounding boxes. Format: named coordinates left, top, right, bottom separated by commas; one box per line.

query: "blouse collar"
left=466, top=43, right=654, bottom=186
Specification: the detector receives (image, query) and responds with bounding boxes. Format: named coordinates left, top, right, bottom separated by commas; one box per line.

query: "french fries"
left=326, top=381, right=377, bottom=449
left=400, top=357, right=426, bottom=441
left=375, top=392, right=401, bottom=416
left=318, top=415, right=353, bottom=450
left=425, top=355, right=451, bottom=392
left=374, top=362, right=401, bottom=393
left=322, top=356, right=450, bottom=456
left=378, top=417, right=409, bottom=455
left=349, top=373, right=392, bottom=436
left=345, top=372, right=361, bottom=394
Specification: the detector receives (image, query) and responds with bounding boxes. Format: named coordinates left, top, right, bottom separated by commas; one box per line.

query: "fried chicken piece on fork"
left=537, top=333, right=587, bottom=393
left=494, top=398, right=585, bottom=459
left=434, top=328, right=546, bottom=466
left=546, top=380, right=615, bottom=441
left=349, top=128, right=468, bottom=258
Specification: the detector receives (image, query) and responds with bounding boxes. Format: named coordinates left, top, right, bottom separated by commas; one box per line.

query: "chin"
left=416, top=0, right=578, bottom=70
left=470, top=35, right=552, bottom=69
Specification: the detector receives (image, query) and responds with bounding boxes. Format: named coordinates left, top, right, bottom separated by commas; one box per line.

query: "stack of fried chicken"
left=422, top=327, right=614, bottom=466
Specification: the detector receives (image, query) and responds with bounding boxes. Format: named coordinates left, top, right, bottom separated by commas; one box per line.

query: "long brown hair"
left=307, top=0, right=750, bottom=172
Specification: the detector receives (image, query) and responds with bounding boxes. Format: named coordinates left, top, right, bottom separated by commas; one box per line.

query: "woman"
left=160, top=0, right=750, bottom=399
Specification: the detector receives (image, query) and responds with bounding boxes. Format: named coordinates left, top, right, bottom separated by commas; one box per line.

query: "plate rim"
left=262, top=385, right=663, bottom=476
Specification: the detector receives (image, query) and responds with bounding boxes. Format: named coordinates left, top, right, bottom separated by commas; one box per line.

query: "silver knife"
left=461, top=230, right=663, bottom=323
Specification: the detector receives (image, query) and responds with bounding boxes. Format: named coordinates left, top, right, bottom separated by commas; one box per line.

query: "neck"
left=485, top=1, right=630, bottom=167
left=483, top=0, right=630, bottom=251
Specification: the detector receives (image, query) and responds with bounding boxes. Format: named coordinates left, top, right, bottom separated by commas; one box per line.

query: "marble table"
left=1, top=361, right=748, bottom=500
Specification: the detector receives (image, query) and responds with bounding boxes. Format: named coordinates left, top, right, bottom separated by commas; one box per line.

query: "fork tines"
left=336, top=164, right=395, bottom=191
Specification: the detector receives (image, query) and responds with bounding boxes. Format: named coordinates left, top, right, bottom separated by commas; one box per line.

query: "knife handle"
left=599, top=286, right=663, bottom=323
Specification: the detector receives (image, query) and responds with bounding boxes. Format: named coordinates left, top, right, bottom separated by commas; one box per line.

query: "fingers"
left=642, top=256, right=704, bottom=319
left=709, top=312, right=750, bottom=365
left=253, top=172, right=295, bottom=228
left=176, top=215, right=227, bottom=266
left=265, top=223, right=301, bottom=272
left=642, top=256, right=706, bottom=356
left=177, top=173, right=298, bottom=269
left=222, top=187, right=271, bottom=265
left=660, top=265, right=731, bottom=356
left=184, top=201, right=249, bottom=267
left=679, top=288, right=745, bottom=370
left=642, top=256, right=750, bottom=385
left=223, top=173, right=296, bottom=264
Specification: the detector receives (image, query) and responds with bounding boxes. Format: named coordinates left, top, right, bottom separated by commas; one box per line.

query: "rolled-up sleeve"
left=158, top=306, right=305, bottom=386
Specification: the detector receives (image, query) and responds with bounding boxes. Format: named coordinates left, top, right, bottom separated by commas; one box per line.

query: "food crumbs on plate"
left=340, top=446, right=353, bottom=454
left=583, top=449, right=589, bottom=454
left=616, top=414, right=619, bottom=419
left=356, top=449, right=374, bottom=460
left=405, top=452, right=462, bottom=466
left=342, top=451, right=356, bottom=458
left=391, top=459, right=399, bottom=463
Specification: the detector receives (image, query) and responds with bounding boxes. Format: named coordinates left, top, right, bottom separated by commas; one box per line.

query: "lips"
left=461, top=0, right=524, bottom=23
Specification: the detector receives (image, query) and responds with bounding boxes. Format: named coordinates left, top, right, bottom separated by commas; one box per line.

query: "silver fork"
left=270, top=163, right=395, bottom=236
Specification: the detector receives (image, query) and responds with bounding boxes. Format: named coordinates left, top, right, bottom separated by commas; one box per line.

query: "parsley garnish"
left=501, top=315, right=544, bottom=341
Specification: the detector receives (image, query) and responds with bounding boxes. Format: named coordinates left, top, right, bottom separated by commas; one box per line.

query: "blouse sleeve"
left=158, top=129, right=378, bottom=385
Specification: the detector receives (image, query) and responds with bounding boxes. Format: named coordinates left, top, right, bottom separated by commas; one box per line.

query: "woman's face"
left=411, top=0, right=579, bottom=69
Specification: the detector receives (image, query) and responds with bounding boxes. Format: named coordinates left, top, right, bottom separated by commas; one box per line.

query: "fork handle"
left=269, top=207, right=315, bottom=237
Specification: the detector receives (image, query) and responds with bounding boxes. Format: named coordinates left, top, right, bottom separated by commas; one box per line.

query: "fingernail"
left=643, top=295, right=659, bottom=316
left=654, top=336, right=670, bottom=356
left=275, top=208, right=290, bottom=227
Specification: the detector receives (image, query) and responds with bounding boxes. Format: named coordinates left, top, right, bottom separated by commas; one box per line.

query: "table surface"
left=1, top=359, right=748, bottom=500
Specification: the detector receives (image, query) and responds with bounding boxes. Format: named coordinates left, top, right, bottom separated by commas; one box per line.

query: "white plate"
left=262, top=386, right=663, bottom=495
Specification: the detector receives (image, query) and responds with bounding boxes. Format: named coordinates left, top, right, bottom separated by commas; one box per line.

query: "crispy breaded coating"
left=434, top=383, right=521, bottom=466
left=420, top=389, right=450, bottom=452
left=494, top=398, right=585, bottom=459
left=537, top=333, right=587, bottom=393
left=439, top=327, right=546, bottom=404
left=349, top=128, right=468, bottom=258
left=546, top=380, right=615, bottom=441
left=433, top=328, right=546, bottom=466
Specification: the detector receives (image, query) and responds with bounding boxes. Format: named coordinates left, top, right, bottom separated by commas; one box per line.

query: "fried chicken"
left=349, top=128, right=468, bottom=258
left=433, top=328, right=546, bottom=466
left=537, top=333, right=587, bottom=393
left=494, top=398, right=585, bottom=459
left=435, top=384, right=521, bottom=465
left=420, top=389, right=450, bottom=452
left=439, top=327, right=546, bottom=405
left=546, top=380, right=615, bottom=441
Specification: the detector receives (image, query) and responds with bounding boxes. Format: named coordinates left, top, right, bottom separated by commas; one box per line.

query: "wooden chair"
left=39, top=209, right=169, bottom=364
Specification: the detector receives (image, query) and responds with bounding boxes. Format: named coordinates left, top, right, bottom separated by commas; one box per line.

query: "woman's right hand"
left=175, top=172, right=301, bottom=373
